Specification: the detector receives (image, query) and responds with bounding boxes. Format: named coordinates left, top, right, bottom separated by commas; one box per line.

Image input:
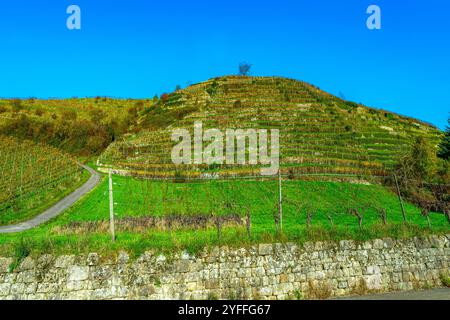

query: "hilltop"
left=98, top=76, right=441, bottom=179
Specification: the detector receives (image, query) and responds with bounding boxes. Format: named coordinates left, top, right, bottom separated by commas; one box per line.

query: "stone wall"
left=0, top=235, right=449, bottom=300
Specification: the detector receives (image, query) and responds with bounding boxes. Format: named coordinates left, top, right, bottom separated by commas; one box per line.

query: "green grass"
left=0, top=174, right=448, bottom=257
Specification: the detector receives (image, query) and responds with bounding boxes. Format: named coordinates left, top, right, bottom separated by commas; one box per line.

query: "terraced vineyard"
left=99, top=76, right=441, bottom=179
left=0, top=135, right=85, bottom=225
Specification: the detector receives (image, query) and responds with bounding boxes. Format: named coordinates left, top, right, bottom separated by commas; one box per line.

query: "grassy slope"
left=99, top=76, right=441, bottom=179
left=0, top=174, right=447, bottom=257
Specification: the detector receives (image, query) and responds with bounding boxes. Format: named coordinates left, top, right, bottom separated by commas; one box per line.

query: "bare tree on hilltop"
left=239, top=62, right=252, bottom=76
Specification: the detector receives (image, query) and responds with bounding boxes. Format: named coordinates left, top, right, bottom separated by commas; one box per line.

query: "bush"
left=8, top=239, right=31, bottom=272
left=160, top=93, right=169, bottom=104
left=396, top=137, right=438, bottom=183
left=10, top=99, right=24, bottom=113
left=35, top=108, right=45, bottom=116
left=441, top=272, right=450, bottom=287
left=206, top=80, right=219, bottom=96
left=438, top=114, right=450, bottom=160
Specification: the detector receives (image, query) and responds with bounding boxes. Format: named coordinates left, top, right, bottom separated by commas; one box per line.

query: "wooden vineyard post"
left=278, top=169, right=283, bottom=232
left=394, top=174, right=407, bottom=224
left=246, top=210, right=251, bottom=238
left=109, top=168, right=116, bottom=242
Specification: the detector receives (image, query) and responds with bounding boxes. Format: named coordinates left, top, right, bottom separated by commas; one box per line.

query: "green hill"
left=0, top=97, right=146, bottom=156
left=98, top=76, right=441, bottom=179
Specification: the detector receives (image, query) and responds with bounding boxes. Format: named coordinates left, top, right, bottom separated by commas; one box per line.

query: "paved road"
left=337, top=288, right=450, bottom=300
left=0, top=164, right=101, bottom=234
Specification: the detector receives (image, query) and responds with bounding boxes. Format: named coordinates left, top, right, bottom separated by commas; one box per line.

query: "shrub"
left=8, top=239, right=31, bottom=272
left=160, top=93, right=169, bottom=104
left=10, top=99, right=24, bottom=113
left=440, top=272, right=450, bottom=287
left=35, top=108, right=44, bottom=116
left=206, top=80, right=219, bottom=96
left=438, top=113, right=450, bottom=160
left=396, top=137, right=438, bottom=182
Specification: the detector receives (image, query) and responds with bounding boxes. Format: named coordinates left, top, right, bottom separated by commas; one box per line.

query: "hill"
left=0, top=97, right=146, bottom=156
left=97, top=76, right=441, bottom=179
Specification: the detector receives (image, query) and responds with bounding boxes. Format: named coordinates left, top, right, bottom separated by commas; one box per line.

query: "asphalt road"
left=0, top=164, right=100, bottom=234
left=337, top=288, right=450, bottom=300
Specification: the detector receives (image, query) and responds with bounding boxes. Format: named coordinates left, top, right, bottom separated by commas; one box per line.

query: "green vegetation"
left=438, top=113, right=450, bottom=160
left=0, top=136, right=88, bottom=225
left=441, top=272, right=450, bottom=287
left=394, top=136, right=449, bottom=213
left=0, top=174, right=447, bottom=257
left=0, top=97, right=144, bottom=156
left=98, top=76, right=441, bottom=179
left=8, top=238, right=31, bottom=272
left=0, top=76, right=447, bottom=257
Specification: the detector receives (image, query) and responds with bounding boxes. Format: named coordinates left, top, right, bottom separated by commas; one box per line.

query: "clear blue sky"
left=0, top=0, right=449, bottom=129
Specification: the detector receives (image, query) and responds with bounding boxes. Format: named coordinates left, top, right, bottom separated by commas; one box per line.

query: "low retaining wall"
left=0, top=235, right=449, bottom=300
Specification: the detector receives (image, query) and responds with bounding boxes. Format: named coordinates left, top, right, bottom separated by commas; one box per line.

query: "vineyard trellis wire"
left=96, top=169, right=450, bottom=242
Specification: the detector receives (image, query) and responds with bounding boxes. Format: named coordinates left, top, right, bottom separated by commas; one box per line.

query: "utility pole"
left=278, top=169, right=283, bottom=231
left=394, top=174, right=407, bottom=224
left=109, top=168, right=116, bottom=242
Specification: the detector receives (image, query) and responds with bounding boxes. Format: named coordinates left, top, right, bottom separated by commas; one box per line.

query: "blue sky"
left=0, top=0, right=449, bottom=129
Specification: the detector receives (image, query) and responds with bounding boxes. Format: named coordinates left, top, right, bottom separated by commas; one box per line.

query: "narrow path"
left=336, top=288, right=450, bottom=300
left=0, top=164, right=101, bottom=234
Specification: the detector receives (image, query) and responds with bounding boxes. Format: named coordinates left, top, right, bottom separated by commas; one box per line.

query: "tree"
left=438, top=114, right=450, bottom=160
left=160, top=93, right=169, bottom=104
left=239, top=62, right=252, bottom=76
left=396, top=136, right=438, bottom=182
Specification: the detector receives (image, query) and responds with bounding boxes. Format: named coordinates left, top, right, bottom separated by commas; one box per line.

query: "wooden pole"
left=394, top=174, right=407, bottom=224
left=109, top=168, right=116, bottom=242
left=278, top=169, right=283, bottom=231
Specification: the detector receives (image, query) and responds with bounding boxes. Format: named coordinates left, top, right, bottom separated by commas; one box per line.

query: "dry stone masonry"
left=0, top=235, right=449, bottom=300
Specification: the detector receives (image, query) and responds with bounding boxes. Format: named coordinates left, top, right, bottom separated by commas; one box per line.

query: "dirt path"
left=337, top=288, right=450, bottom=300
left=0, top=164, right=101, bottom=234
